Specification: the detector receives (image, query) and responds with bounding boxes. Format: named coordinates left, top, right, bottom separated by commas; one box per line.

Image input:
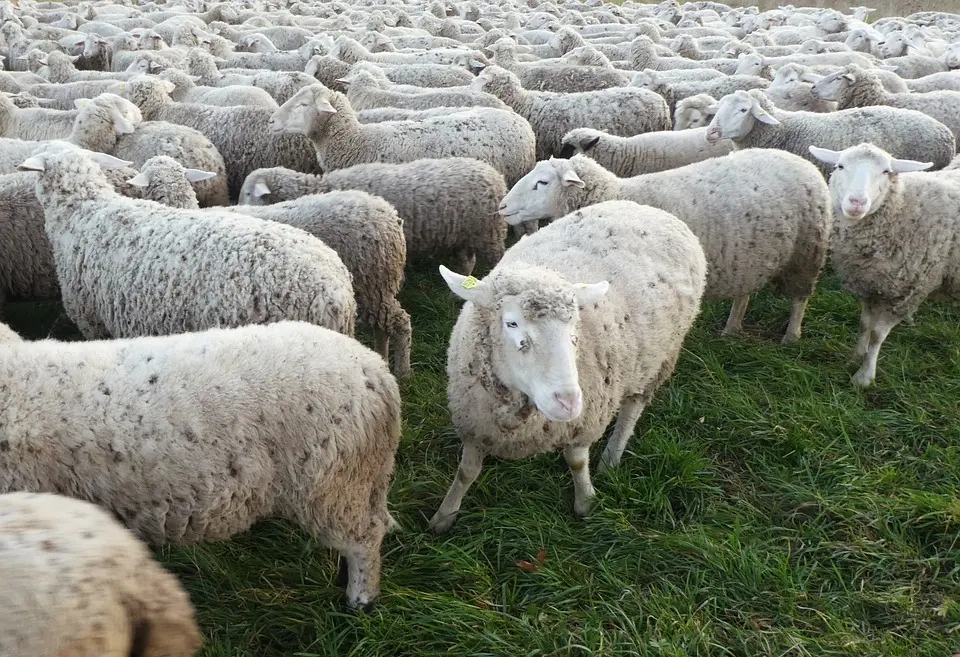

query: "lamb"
left=808, top=143, right=960, bottom=387
left=498, top=151, right=830, bottom=343
left=471, top=65, right=670, bottom=161
left=159, top=69, right=280, bottom=110
left=0, top=319, right=401, bottom=611
left=811, top=64, right=960, bottom=146
left=225, top=191, right=412, bottom=380
left=269, top=83, right=535, bottom=187
left=705, top=89, right=956, bottom=175
left=70, top=93, right=230, bottom=207
left=673, top=93, right=719, bottom=129
left=427, top=199, right=707, bottom=531
left=239, top=158, right=507, bottom=274
left=340, top=69, right=507, bottom=111
left=0, top=492, right=202, bottom=657
left=114, top=76, right=319, bottom=198
left=558, top=126, right=734, bottom=176
left=18, top=148, right=355, bottom=340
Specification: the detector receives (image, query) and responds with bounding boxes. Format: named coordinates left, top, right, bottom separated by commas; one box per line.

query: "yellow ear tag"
left=461, top=276, right=479, bottom=289
left=756, top=109, right=767, bottom=115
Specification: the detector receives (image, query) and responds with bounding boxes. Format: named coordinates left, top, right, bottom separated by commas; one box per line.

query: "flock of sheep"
left=0, top=0, right=958, bottom=653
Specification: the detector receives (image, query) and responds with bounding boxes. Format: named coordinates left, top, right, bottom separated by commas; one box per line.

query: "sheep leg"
left=373, top=329, right=390, bottom=361
left=340, top=541, right=382, bottom=612
left=597, top=394, right=647, bottom=474
left=428, top=444, right=484, bottom=533
left=854, top=303, right=875, bottom=358
left=455, top=249, right=477, bottom=277
left=564, top=444, right=596, bottom=517
left=721, top=295, right=750, bottom=336
left=852, top=308, right=900, bottom=388
left=389, top=306, right=413, bottom=382
left=782, top=297, right=809, bottom=344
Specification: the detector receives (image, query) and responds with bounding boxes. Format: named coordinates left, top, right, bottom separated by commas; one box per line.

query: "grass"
left=6, top=262, right=960, bottom=657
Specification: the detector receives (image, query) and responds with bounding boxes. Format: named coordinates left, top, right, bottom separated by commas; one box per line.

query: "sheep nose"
left=705, top=127, right=722, bottom=143
left=554, top=389, right=581, bottom=413
left=498, top=200, right=508, bottom=211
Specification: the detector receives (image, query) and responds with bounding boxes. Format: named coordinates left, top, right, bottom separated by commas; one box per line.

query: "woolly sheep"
left=159, top=69, right=280, bottom=109
left=0, top=319, right=401, bottom=611
left=518, top=63, right=631, bottom=93
left=187, top=49, right=317, bottom=105
left=69, top=93, right=230, bottom=207
left=269, top=83, right=535, bottom=188
left=125, top=155, right=216, bottom=210
left=558, top=126, right=734, bottom=176
left=226, top=191, right=412, bottom=379
left=629, top=35, right=740, bottom=73
left=767, top=64, right=837, bottom=112
left=673, top=93, right=719, bottom=130
left=0, top=90, right=84, bottom=139
left=114, top=76, right=319, bottom=198
left=498, top=150, right=832, bottom=343
left=811, top=64, right=960, bottom=145
left=239, top=158, right=507, bottom=274
left=706, top=89, right=956, bottom=175
left=471, top=65, right=670, bottom=161
left=356, top=106, right=472, bottom=122
left=428, top=200, right=707, bottom=531
left=332, top=35, right=488, bottom=68
left=808, top=142, right=960, bottom=386
left=631, top=69, right=769, bottom=115
left=12, top=78, right=125, bottom=109
left=18, top=148, right=355, bottom=340
left=0, top=491, right=202, bottom=657
left=340, top=69, right=507, bottom=111
left=905, top=71, right=960, bottom=93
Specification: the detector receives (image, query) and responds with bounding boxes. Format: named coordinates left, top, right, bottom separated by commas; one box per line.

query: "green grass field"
left=6, top=262, right=959, bottom=657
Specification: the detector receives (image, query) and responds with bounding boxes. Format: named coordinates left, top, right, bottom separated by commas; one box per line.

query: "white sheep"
left=18, top=148, right=356, bottom=340
left=125, top=155, right=217, bottom=210
left=498, top=150, right=832, bottom=343
left=673, top=93, right=720, bottom=130
left=428, top=199, right=707, bottom=531
left=705, top=89, right=956, bottom=176
left=0, top=491, right=202, bottom=657
left=809, top=142, right=960, bottom=387
left=158, top=69, right=280, bottom=110
left=339, top=69, right=508, bottom=111
left=0, top=319, right=401, bottom=610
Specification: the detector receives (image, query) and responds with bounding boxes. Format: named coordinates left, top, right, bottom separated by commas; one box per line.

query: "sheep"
left=498, top=150, right=830, bottom=344
left=356, top=106, right=472, bottom=122
left=879, top=54, right=949, bottom=79
left=0, top=91, right=84, bottom=139
left=0, top=492, right=202, bottom=657
left=11, top=78, right=126, bottom=109
left=269, top=83, right=535, bottom=188
left=631, top=68, right=769, bottom=115
left=113, top=76, right=319, bottom=199
left=705, top=89, right=956, bottom=175
left=673, top=92, right=719, bottom=130
left=427, top=199, right=707, bottom=531
left=340, top=69, right=507, bottom=111
left=905, top=71, right=960, bottom=93
left=629, top=35, right=740, bottom=73
left=225, top=191, right=411, bottom=379
left=558, top=126, right=734, bottom=176
left=125, top=155, right=216, bottom=210
left=69, top=93, right=230, bottom=207
left=18, top=148, right=355, bottom=340
left=471, top=65, right=670, bottom=161
left=811, top=64, right=960, bottom=145
left=0, top=319, right=401, bottom=611
left=158, top=69, right=280, bottom=109
left=187, top=49, right=317, bottom=105
left=331, top=60, right=476, bottom=89
left=332, top=35, right=488, bottom=68
left=239, top=158, right=507, bottom=274
left=808, top=142, right=960, bottom=387
left=517, top=63, right=631, bottom=93
left=767, top=63, right=837, bottom=112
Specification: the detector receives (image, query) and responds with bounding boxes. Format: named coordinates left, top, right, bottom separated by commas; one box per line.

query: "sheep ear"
left=69, top=55, right=80, bottom=62
left=439, top=264, right=489, bottom=305
left=314, top=96, right=337, bottom=114
left=85, top=152, right=135, bottom=169
left=889, top=157, right=933, bottom=173
left=841, top=73, right=855, bottom=82
left=879, top=65, right=898, bottom=72
left=17, top=156, right=45, bottom=172
left=126, top=172, right=150, bottom=187
left=707, top=103, right=720, bottom=113
left=150, top=62, right=164, bottom=72
left=161, top=80, right=176, bottom=93
left=573, top=281, right=609, bottom=307
left=808, top=145, right=842, bottom=165
left=184, top=168, right=217, bottom=182
left=73, top=98, right=89, bottom=109
left=751, top=103, right=779, bottom=124
left=581, top=136, right=600, bottom=153
left=251, top=181, right=271, bottom=198
left=188, top=75, right=201, bottom=83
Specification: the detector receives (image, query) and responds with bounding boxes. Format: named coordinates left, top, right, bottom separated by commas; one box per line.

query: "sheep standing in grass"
left=498, top=151, right=831, bottom=343
left=809, top=142, right=960, bottom=387
left=0, top=320, right=401, bottom=611
left=227, top=191, right=412, bottom=380
left=18, top=148, right=355, bottom=340
left=0, top=491, right=202, bottom=657
left=471, top=65, right=670, bottom=161
left=706, top=89, right=956, bottom=175
left=429, top=200, right=707, bottom=531
left=269, top=83, right=535, bottom=187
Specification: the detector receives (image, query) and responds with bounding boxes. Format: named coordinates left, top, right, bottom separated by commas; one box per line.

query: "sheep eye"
left=883, top=169, right=893, bottom=174
left=740, top=108, right=748, bottom=113
left=534, top=180, right=548, bottom=189
left=505, top=321, right=518, bottom=329
left=836, top=164, right=844, bottom=170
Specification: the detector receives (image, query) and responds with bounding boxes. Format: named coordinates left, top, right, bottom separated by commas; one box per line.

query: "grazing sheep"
left=811, top=64, right=960, bottom=145
left=239, top=158, right=507, bottom=274
left=428, top=200, right=707, bottom=531
left=0, top=320, right=401, bottom=611
left=114, top=76, right=319, bottom=198
left=809, top=142, right=960, bottom=386
left=471, top=65, right=670, bottom=160
left=269, top=83, right=535, bottom=187
left=18, top=148, right=355, bottom=340
left=706, top=89, right=956, bottom=175
left=498, top=150, right=831, bottom=343
left=226, top=191, right=412, bottom=380
left=0, top=491, right=202, bottom=657
left=558, top=126, right=734, bottom=176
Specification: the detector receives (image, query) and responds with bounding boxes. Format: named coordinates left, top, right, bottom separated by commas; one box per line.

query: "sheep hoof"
left=851, top=369, right=875, bottom=388
left=781, top=332, right=800, bottom=345
left=345, top=597, right=378, bottom=614
left=573, top=493, right=596, bottom=518
left=427, top=511, right=457, bottom=534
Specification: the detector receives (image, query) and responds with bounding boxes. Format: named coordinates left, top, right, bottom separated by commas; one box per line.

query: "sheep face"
left=810, top=69, right=852, bottom=101
left=706, top=90, right=778, bottom=142
left=944, top=42, right=960, bottom=69
left=878, top=32, right=908, bottom=58
left=734, top=53, right=764, bottom=76
left=439, top=265, right=608, bottom=423
left=497, top=158, right=582, bottom=225
left=808, top=143, right=932, bottom=219
left=269, top=85, right=338, bottom=136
